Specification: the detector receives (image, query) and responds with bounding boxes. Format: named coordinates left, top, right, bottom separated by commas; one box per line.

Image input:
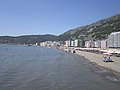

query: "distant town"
left=39, top=31, right=120, bottom=48
left=0, top=32, right=120, bottom=54
left=39, top=31, right=120, bottom=57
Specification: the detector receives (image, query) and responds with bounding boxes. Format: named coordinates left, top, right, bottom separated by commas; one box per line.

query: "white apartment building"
left=74, top=39, right=79, bottom=47
left=108, top=32, right=120, bottom=48
left=65, top=40, right=71, bottom=47
left=101, top=39, right=108, bottom=49
left=71, top=41, right=75, bottom=47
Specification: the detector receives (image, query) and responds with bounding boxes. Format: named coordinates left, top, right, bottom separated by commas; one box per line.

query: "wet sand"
left=58, top=47, right=120, bottom=82
left=75, top=50, right=120, bottom=73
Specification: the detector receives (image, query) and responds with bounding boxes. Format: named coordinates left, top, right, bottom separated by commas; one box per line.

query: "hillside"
left=1, top=13, right=120, bottom=44
left=58, top=13, right=120, bottom=41
left=0, top=34, right=57, bottom=44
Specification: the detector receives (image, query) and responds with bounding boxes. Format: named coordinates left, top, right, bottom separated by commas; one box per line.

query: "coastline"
left=57, top=46, right=120, bottom=82
left=74, top=50, right=120, bottom=82
left=58, top=47, right=120, bottom=74
left=75, top=50, right=120, bottom=73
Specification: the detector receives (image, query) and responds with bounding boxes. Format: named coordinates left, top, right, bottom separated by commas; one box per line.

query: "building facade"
left=94, top=40, right=101, bottom=48
left=74, top=39, right=79, bottom=47
left=85, top=40, right=95, bottom=48
left=65, top=40, right=71, bottom=47
left=108, top=32, right=120, bottom=48
left=101, top=39, right=108, bottom=49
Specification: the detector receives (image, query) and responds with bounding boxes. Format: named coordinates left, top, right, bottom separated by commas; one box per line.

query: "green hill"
left=1, top=13, right=120, bottom=44
left=0, top=34, right=57, bottom=44
left=58, top=13, right=120, bottom=41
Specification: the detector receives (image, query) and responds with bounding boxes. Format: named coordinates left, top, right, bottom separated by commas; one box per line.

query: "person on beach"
left=103, top=55, right=113, bottom=62
left=107, top=56, right=113, bottom=62
left=103, top=56, right=107, bottom=62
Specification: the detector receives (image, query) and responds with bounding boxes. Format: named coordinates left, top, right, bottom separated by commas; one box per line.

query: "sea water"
left=0, top=44, right=120, bottom=90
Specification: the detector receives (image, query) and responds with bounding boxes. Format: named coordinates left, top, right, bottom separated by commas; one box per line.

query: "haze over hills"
left=58, top=13, right=120, bottom=41
left=0, top=34, right=57, bottom=44
left=0, top=13, right=120, bottom=44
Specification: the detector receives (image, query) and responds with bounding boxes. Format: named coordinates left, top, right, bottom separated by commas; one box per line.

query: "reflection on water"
left=0, top=44, right=120, bottom=90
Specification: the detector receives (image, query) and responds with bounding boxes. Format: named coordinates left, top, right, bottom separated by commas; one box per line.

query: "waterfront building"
left=65, top=40, right=71, bottom=47
left=85, top=40, right=95, bottom=48
left=71, top=41, right=75, bottom=47
left=101, top=39, right=108, bottom=49
left=40, top=41, right=61, bottom=47
left=94, top=40, right=101, bottom=48
left=65, top=39, right=85, bottom=47
left=36, top=43, right=38, bottom=46
left=74, top=39, right=79, bottom=47
left=108, top=32, right=120, bottom=48
left=40, top=42, right=45, bottom=46
left=85, top=41, right=91, bottom=48
left=54, top=41, right=61, bottom=47
left=79, top=40, right=85, bottom=48
left=91, top=41, right=95, bottom=48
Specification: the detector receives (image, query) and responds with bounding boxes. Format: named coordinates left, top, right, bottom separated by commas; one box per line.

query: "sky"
left=0, top=0, right=120, bottom=36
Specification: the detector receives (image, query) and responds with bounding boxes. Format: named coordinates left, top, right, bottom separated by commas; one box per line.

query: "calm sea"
left=0, top=44, right=120, bottom=90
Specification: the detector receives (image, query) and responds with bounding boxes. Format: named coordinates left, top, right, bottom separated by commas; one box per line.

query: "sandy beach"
left=75, top=50, right=120, bottom=73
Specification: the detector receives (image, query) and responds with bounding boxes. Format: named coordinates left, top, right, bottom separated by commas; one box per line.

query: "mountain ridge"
left=0, top=34, right=57, bottom=44
left=58, top=13, right=120, bottom=41
left=0, top=13, right=120, bottom=44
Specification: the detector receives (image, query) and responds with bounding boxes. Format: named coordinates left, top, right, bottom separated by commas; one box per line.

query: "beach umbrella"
left=103, top=52, right=112, bottom=56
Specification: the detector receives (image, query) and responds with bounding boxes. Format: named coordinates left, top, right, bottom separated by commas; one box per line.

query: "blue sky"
left=0, top=0, right=120, bottom=36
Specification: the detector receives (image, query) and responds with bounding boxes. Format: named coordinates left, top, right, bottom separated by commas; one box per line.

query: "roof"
left=110, top=32, right=120, bottom=35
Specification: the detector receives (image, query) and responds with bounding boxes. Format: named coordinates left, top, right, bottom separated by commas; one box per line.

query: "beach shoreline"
left=57, top=46, right=120, bottom=82
left=75, top=50, right=120, bottom=73
left=58, top=46, right=120, bottom=73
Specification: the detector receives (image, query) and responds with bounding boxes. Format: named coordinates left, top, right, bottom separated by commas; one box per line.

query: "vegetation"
left=0, top=13, right=120, bottom=44
left=0, top=34, right=57, bottom=44
left=58, top=13, right=120, bottom=41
